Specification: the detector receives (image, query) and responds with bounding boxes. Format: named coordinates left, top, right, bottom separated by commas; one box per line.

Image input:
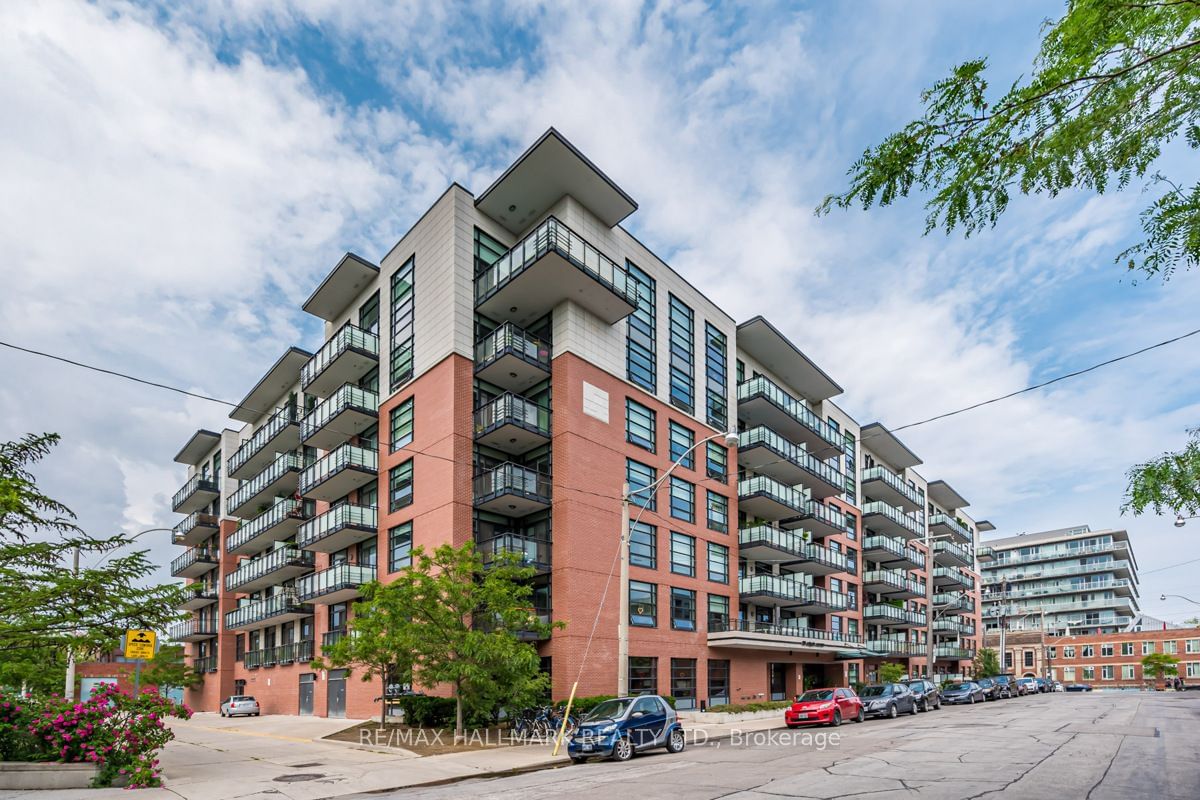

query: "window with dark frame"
left=625, top=398, right=656, bottom=452
left=629, top=580, right=657, bottom=627
left=388, top=459, right=413, bottom=512
left=670, top=531, right=695, bottom=576
left=629, top=521, right=657, bottom=569
left=388, top=522, right=412, bottom=572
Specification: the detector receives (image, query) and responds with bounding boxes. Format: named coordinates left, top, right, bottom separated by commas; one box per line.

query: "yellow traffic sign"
left=124, top=629, right=156, bottom=660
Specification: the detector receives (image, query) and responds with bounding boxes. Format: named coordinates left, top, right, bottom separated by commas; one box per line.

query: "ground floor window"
left=1082, top=666, right=1095, bottom=680
left=1186, top=662, right=1200, bottom=678
left=1101, top=666, right=1114, bottom=680
left=671, top=658, right=697, bottom=710
left=707, top=659, right=730, bottom=706
left=234, top=679, right=246, bottom=695
left=1063, top=667, right=1075, bottom=681
left=1122, top=665, right=1135, bottom=680
left=848, top=663, right=860, bottom=687
left=630, top=656, right=657, bottom=695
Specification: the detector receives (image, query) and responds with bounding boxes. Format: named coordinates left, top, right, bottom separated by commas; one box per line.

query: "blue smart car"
left=567, top=695, right=686, bottom=763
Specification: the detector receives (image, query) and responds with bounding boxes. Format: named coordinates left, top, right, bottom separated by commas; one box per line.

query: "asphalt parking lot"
left=358, top=691, right=1200, bottom=800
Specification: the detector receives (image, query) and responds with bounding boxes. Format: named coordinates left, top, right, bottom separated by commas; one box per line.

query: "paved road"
left=360, top=692, right=1200, bottom=800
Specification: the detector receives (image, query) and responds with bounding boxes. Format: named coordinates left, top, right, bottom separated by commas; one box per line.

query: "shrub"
left=393, top=695, right=457, bottom=728
left=704, top=700, right=791, bottom=714
left=555, top=695, right=615, bottom=715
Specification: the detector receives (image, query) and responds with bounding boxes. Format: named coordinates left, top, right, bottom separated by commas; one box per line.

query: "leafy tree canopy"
left=1123, top=428, right=1200, bottom=515
left=973, top=647, right=1002, bottom=678
left=141, top=644, right=201, bottom=694
left=879, top=662, right=908, bottom=683
left=1141, top=651, right=1180, bottom=680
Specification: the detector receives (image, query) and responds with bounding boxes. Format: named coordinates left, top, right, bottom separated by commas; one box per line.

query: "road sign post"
left=124, top=629, right=156, bottom=693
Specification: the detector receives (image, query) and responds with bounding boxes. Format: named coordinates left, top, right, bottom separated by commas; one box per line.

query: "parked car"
left=1034, top=677, right=1051, bottom=693
left=1065, top=684, right=1094, bottom=692
left=1017, top=677, right=1039, bottom=696
left=567, top=695, right=685, bottom=763
left=976, top=677, right=1010, bottom=700
left=903, top=679, right=942, bottom=711
left=942, top=681, right=987, bottom=705
left=993, top=675, right=1019, bottom=697
left=784, top=687, right=864, bottom=727
left=219, top=695, right=260, bottom=717
left=1052, top=681, right=1065, bottom=692
left=858, top=683, right=918, bottom=719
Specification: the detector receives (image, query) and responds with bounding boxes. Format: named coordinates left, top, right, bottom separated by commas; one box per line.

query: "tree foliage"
left=141, top=644, right=201, bottom=695
left=818, top=0, right=1200, bottom=281
left=879, top=662, right=907, bottom=683
left=1123, top=427, right=1200, bottom=515
left=973, top=647, right=1002, bottom=678
left=1141, top=651, right=1180, bottom=681
left=0, top=433, right=186, bottom=661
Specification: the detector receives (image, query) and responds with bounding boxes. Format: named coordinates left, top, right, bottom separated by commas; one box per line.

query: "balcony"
left=933, top=539, right=972, bottom=569
left=863, top=536, right=925, bottom=571
left=474, top=323, right=552, bottom=394
left=179, top=585, right=218, bottom=611
left=795, top=500, right=852, bottom=538
left=515, top=607, right=553, bottom=642
left=172, top=475, right=220, bottom=515
left=225, top=590, right=313, bottom=631
left=226, top=452, right=304, bottom=518
left=1019, top=595, right=1138, bottom=616
left=736, top=376, right=844, bottom=458
left=297, top=504, right=377, bottom=553
left=935, top=645, right=975, bottom=661
left=738, top=427, right=844, bottom=499
left=481, top=533, right=552, bottom=573
left=172, top=512, right=219, bottom=547
left=929, top=513, right=972, bottom=544
left=738, top=475, right=807, bottom=522
left=933, top=618, right=976, bottom=637
left=300, top=444, right=377, bottom=503
left=708, top=618, right=863, bottom=653
left=865, top=639, right=924, bottom=658
left=227, top=499, right=311, bottom=556
left=300, top=321, right=380, bottom=398
left=862, top=604, right=927, bottom=628
left=977, top=546, right=995, bottom=562
left=862, top=569, right=925, bottom=600
left=228, top=404, right=301, bottom=480
left=861, top=501, right=925, bottom=541
left=933, top=593, right=975, bottom=614
left=994, top=578, right=1138, bottom=602
left=300, top=384, right=379, bottom=452
left=987, top=541, right=1131, bottom=569
left=473, top=463, right=551, bottom=516
left=983, top=559, right=1135, bottom=584
left=933, top=567, right=973, bottom=591
left=737, top=575, right=852, bottom=613
left=193, top=655, right=217, bottom=673
left=474, top=215, right=637, bottom=327
left=297, top=563, right=377, bottom=604
left=474, top=393, right=551, bottom=455
left=322, top=629, right=347, bottom=653
left=244, top=648, right=273, bottom=669
left=170, top=546, right=218, bottom=579
left=168, top=618, right=217, bottom=642
left=738, top=527, right=854, bottom=576
left=860, top=466, right=923, bottom=513
left=225, top=547, right=315, bottom=594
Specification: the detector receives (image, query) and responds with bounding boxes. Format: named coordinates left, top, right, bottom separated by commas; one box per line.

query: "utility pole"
left=64, top=546, right=80, bottom=700
left=998, top=579, right=1009, bottom=674
left=616, top=483, right=630, bottom=696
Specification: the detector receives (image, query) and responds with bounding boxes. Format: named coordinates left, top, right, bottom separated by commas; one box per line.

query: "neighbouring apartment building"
left=984, top=626, right=1200, bottom=688
left=166, top=129, right=988, bottom=719
left=980, top=526, right=1141, bottom=636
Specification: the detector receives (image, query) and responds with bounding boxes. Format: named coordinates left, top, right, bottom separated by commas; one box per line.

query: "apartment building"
left=166, top=129, right=987, bottom=718
left=984, top=627, right=1200, bottom=687
left=980, top=526, right=1141, bottom=636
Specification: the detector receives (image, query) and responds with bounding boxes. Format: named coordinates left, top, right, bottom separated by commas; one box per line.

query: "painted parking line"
left=201, top=727, right=318, bottom=743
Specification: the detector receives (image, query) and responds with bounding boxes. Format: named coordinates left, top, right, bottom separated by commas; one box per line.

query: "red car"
left=784, top=687, right=865, bottom=727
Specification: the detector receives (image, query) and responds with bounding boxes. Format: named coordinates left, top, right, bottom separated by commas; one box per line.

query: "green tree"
left=0, top=433, right=185, bottom=662
left=0, top=651, right=68, bottom=696
left=973, top=647, right=1001, bottom=678
left=879, top=662, right=907, bottom=683
left=1123, top=428, right=1200, bottom=516
left=141, top=644, right=201, bottom=696
left=1141, top=651, right=1179, bottom=685
left=311, top=580, right=418, bottom=726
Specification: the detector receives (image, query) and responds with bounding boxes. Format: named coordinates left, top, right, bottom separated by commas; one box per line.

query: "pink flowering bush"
left=1, top=685, right=191, bottom=789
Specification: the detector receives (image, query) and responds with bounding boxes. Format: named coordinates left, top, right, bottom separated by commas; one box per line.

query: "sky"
left=2, top=0, right=1198, bottom=623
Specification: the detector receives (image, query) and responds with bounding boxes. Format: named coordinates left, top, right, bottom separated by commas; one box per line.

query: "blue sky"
left=2, top=1, right=1198, bottom=621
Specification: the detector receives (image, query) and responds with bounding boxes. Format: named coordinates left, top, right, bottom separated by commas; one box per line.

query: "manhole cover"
left=274, top=773, right=325, bottom=783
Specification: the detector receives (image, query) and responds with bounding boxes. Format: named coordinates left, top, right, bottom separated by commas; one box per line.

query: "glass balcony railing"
left=862, top=501, right=925, bottom=537
left=865, top=639, right=925, bottom=656
left=474, top=322, right=551, bottom=371
left=227, top=499, right=309, bottom=554
left=740, top=525, right=808, bottom=557
left=296, top=504, right=377, bottom=550
left=934, top=593, right=976, bottom=612
left=860, top=466, right=923, bottom=508
left=171, top=475, right=219, bottom=513
left=738, top=576, right=852, bottom=610
left=321, top=629, right=347, bottom=653
left=983, top=559, right=1132, bottom=584
left=193, top=655, right=217, bottom=673
left=299, top=444, right=377, bottom=495
left=988, top=541, right=1129, bottom=567
left=801, top=500, right=852, bottom=536
left=984, top=578, right=1135, bottom=601
left=481, top=533, right=552, bottom=570
left=224, top=547, right=314, bottom=592
left=738, top=475, right=807, bottom=514
left=933, top=567, right=974, bottom=588
left=933, top=539, right=973, bottom=565
left=708, top=618, right=863, bottom=645
left=736, top=375, right=843, bottom=452
left=863, top=535, right=927, bottom=569
left=740, top=426, right=844, bottom=489
left=861, top=604, right=927, bottom=627
left=473, top=463, right=552, bottom=504
left=296, top=563, right=376, bottom=601
left=170, top=546, right=218, bottom=576
left=301, top=385, right=378, bottom=442
left=474, top=393, right=551, bottom=438
left=224, top=590, right=311, bottom=630
left=226, top=452, right=304, bottom=515
left=935, top=646, right=976, bottom=660
left=228, top=404, right=299, bottom=476
left=168, top=619, right=217, bottom=640
left=864, top=569, right=925, bottom=596
left=474, top=216, right=637, bottom=308
left=929, top=513, right=972, bottom=541
left=933, top=619, right=977, bottom=637
left=172, top=512, right=219, bottom=545
left=300, top=321, right=379, bottom=391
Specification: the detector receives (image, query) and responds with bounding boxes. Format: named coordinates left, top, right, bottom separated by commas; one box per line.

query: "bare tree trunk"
left=455, top=681, right=464, bottom=744
left=380, top=665, right=388, bottom=727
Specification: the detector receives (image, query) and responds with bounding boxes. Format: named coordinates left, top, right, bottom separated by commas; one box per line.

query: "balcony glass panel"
left=296, top=564, right=376, bottom=600
left=300, top=322, right=379, bottom=390
left=736, top=375, right=843, bottom=452
left=228, top=404, right=299, bottom=476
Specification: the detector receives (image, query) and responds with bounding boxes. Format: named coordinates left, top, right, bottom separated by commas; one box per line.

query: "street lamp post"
left=1161, top=593, right=1200, bottom=606
left=617, top=430, right=739, bottom=696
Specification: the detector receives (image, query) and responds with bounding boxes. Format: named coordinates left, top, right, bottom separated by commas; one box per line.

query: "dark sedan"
left=858, top=683, right=918, bottom=718
left=976, top=677, right=1010, bottom=700
left=942, top=681, right=987, bottom=705
left=903, top=679, right=942, bottom=712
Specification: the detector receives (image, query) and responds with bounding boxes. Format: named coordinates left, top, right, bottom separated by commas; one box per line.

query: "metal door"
left=326, top=669, right=347, bottom=718
left=299, top=673, right=315, bottom=716
left=769, top=663, right=788, bottom=701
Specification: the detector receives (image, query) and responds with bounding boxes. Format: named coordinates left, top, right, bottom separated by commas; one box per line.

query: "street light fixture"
left=1174, top=514, right=1199, bottom=528
left=1160, top=593, right=1200, bottom=606
left=617, top=430, right=739, bottom=696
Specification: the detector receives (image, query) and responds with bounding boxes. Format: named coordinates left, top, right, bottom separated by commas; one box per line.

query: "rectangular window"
left=1064, top=646, right=1076, bottom=658
left=389, top=256, right=415, bottom=391
left=708, top=594, right=729, bottom=630
left=1082, top=666, right=1095, bottom=680
left=1164, top=640, right=1178, bottom=654
left=1121, top=642, right=1135, bottom=656
left=388, top=459, right=414, bottom=512
left=1048, top=647, right=1057, bottom=659
left=670, top=531, right=695, bottom=577
left=1064, top=666, right=1076, bottom=681
left=629, top=521, right=657, bottom=569
left=707, top=541, right=729, bottom=583
left=1142, top=641, right=1154, bottom=655
left=629, top=581, right=657, bottom=627
left=1024, top=650, right=1034, bottom=667
left=1101, top=643, right=1114, bottom=657
left=706, top=441, right=727, bottom=481
left=626, top=459, right=657, bottom=512
left=626, top=261, right=656, bottom=393
left=670, top=588, right=697, bottom=631
left=669, top=421, right=695, bottom=469
left=1188, top=662, right=1200, bottom=679
left=1187, top=639, right=1200, bottom=654
left=667, top=294, right=694, bottom=413
left=474, top=227, right=507, bottom=273
left=670, top=658, right=698, bottom=710
left=1005, top=651, right=1013, bottom=669
left=1122, top=665, right=1135, bottom=680
left=670, top=476, right=695, bottom=523
left=706, top=490, right=728, bottom=533
left=389, top=397, right=414, bottom=451
left=388, top=523, right=412, bottom=572
left=707, top=659, right=731, bottom=706
left=704, top=323, right=727, bottom=430
left=1082, top=645, right=1094, bottom=658
left=1101, top=665, right=1114, bottom=680
left=626, top=398, right=656, bottom=452
left=629, top=656, right=657, bottom=695
left=359, top=291, right=380, bottom=335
